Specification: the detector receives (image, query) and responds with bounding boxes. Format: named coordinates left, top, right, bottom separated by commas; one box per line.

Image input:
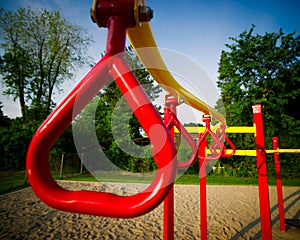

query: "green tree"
left=0, top=7, right=92, bottom=119
left=217, top=25, right=300, bottom=178
left=0, top=117, right=39, bottom=170
left=0, top=101, right=9, bottom=127
left=73, top=47, right=162, bottom=172
left=0, top=102, right=10, bottom=169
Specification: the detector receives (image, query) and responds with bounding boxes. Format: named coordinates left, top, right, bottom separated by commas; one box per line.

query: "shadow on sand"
left=231, top=189, right=300, bottom=240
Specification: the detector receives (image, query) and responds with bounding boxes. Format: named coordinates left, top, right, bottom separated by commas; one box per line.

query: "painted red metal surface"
left=26, top=9, right=177, bottom=218
left=164, top=107, right=198, bottom=169
left=198, top=115, right=224, bottom=160
left=210, top=124, right=236, bottom=158
left=92, top=0, right=136, bottom=28
left=252, top=104, right=272, bottom=240
left=272, top=136, right=286, bottom=232
left=163, top=96, right=176, bottom=240
left=199, top=134, right=208, bottom=240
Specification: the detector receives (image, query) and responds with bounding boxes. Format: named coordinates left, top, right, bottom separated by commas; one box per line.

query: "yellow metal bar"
left=266, top=149, right=300, bottom=154
left=207, top=150, right=257, bottom=156
left=174, top=127, right=205, bottom=133
left=231, top=150, right=257, bottom=156
left=225, top=126, right=256, bottom=134
left=175, top=126, right=256, bottom=134
left=205, top=149, right=300, bottom=156
left=127, top=22, right=226, bottom=123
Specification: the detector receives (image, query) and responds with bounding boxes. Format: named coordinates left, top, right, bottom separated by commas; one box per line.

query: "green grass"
left=65, top=172, right=300, bottom=186
left=65, top=172, right=156, bottom=183
left=176, top=174, right=300, bottom=186
left=175, top=174, right=260, bottom=185
left=0, top=171, right=29, bottom=195
left=1, top=171, right=299, bottom=195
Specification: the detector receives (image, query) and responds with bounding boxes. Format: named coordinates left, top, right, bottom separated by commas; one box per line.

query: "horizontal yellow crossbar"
left=174, top=126, right=256, bottom=134
left=174, top=126, right=299, bottom=156
left=266, top=149, right=300, bottom=154
left=205, top=149, right=257, bottom=156
left=205, top=149, right=300, bottom=156
left=225, top=126, right=256, bottom=134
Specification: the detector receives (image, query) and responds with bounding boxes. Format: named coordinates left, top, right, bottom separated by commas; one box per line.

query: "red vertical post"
left=272, top=137, right=286, bottom=232
left=163, top=95, right=178, bottom=240
left=199, top=135, right=208, bottom=240
left=252, top=104, right=272, bottom=240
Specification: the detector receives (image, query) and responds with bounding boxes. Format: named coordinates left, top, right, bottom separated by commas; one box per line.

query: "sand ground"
left=0, top=181, right=299, bottom=239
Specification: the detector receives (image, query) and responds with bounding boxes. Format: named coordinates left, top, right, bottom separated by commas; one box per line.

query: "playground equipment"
left=27, top=0, right=227, bottom=217
left=26, top=0, right=180, bottom=218
left=179, top=108, right=300, bottom=239
left=26, top=0, right=299, bottom=239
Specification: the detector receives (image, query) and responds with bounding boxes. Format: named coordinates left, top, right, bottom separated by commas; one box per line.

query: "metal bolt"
left=139, top=6, right=153, bottom=22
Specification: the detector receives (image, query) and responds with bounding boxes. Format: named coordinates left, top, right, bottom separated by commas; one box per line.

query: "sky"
left=1, top=0, right=300, bottom=122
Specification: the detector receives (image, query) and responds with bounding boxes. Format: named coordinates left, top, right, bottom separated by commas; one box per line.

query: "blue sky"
left=1, top=0, right=300, bottom=118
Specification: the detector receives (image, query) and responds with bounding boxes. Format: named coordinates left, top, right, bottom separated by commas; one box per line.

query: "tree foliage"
left=73, top=47, right=162, bottom=173
left=0, top=7, right=92, bottom=119
left=217, top=25, right=300, bottom=178
left=0, top=7, right=92, bottom=170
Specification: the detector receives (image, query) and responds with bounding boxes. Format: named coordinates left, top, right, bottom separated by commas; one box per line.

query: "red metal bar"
left=164, top=107, right=198, bottom=169
left=92, top=0, right=136, bottom=28
left=197, top=115, right=224, bottom=161
left=252, top=104, right=272, bottom=240
left=164, top=184, right=174, bottom=240
left=199, top=135, right=208, bottom=240
left=163, top=95, right=177, bottom=240
left=210, top=124, right=236, bottom=158
left=26, top=9, right=177, bottom=218
left=272, top=136, right=286, bottom=232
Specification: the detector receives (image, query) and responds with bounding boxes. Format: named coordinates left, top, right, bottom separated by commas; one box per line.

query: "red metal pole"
left=163, top=95, right=178, bottom=240
left=26, top=7, right=178, bottom=218
left=272, top=136, right=286, bottom=232
left=252, top=104, right=272, bottom=240
left=199, top=135, right=208, bottom=240
left=163, top=186, right=174, bottom=240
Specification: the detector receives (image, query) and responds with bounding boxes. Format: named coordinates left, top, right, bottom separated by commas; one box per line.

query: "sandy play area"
left=0, top=181, right=299, bottom=239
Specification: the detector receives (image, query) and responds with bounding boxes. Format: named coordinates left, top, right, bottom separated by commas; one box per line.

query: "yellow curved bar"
left=92, top=0, right=225, bottom=122
left=127, top=21, right=225, bottom=123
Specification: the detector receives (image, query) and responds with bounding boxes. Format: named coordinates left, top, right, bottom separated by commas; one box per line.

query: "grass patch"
left=1, top=171, right=299, bottom=195
left=0, top=171, right=29, bottom=195
left=65, top=172, right=156, bottom=184
left=175, top=174, right=259, bottom=185
left=176, top=174, right=300, bottom=186
left=66, top=173, right=300, bottom=186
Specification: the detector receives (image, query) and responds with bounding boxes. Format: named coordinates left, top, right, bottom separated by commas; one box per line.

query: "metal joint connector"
left=139, top=6, right=153, bottom=22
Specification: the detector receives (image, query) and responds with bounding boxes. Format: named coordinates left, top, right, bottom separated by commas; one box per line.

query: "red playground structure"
left=26, top=1, right=300, bottom=239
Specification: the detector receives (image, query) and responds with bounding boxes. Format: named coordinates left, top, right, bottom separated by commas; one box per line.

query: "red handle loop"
left=164, top=107, right=198, bottom=168
left=209, top=129, right=222, bottom=155
left=210, top=125, right=236, bottom=158
left=26, top=56, right=177, bottom=218
left=197, top=115, right=224, bottom=160
left=26, top=16, right=177, bottom=218
left=220, top=125, right=236, bottom=157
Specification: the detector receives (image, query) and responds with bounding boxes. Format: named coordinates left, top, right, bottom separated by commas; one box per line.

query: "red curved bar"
left=210, top=125, right=236, bottom=158
left=220, top=125, right=236, bottom=157
left=197, top=115, right=224, bottom=161
left=164, top=107, right=198, bottom=168
left=26, top=16, right=177, bottom=218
